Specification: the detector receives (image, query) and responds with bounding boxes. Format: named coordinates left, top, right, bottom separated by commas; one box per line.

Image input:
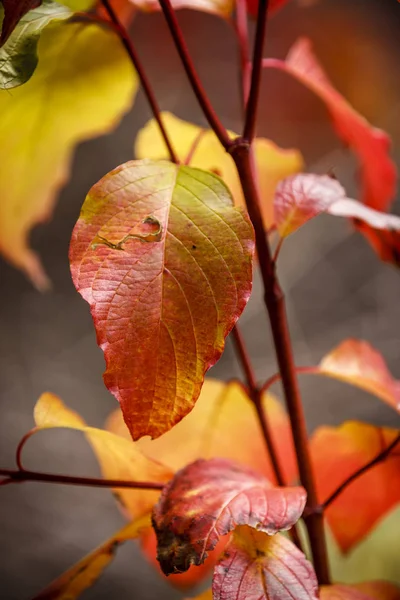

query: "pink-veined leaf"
left=69, top=159, right=254, bottom=441
left=152, top=457, right=306, bottom=575
left=274, top=174, right=400, bottom=238
left=212, top=525, right=318, bottom=600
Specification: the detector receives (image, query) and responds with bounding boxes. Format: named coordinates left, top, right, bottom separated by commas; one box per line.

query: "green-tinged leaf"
left=0, top=0, right=71, bottom=89
left=70, top=160, right=255, bottom=440
left=0, top=22, right=137, bottom=289
left=33, top=515, right=150, bottom=600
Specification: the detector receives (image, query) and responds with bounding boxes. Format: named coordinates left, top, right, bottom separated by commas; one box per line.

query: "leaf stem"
left=322, top=433, right=400, bottom=509
left=101, top=0, right=178, bottom=164
left=261, top=366, right=318, bottom=394
left=0, top=468, right=165, bottom=491
left=243, top=0, right=269, bottom=142
left=157, top=0, right=232, bottom=150
left=234, top=0, right=251, bottom=108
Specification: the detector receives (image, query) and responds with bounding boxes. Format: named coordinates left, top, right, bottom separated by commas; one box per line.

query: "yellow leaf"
left=135, top=112, right=304, bottom=229
left=0, top=22, right=138, bottom=289
left=34, top=393, right=172, bottom=518
left=33, top=515, right=150, bottom=600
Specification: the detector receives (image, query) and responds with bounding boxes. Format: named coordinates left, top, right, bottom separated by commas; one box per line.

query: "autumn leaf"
left=34, top=392, right=172, bottom=518
left=0, top=0, right=41, bottom=44
left=317, top=339, right=400, bottom=413
left=213, top=525, right=318, bottom=600
left=310, top=421, right=400, bottom=552
left=33, top=515, right=150, bottom=600
left=355, top=223, right=400, bottom=269
left=353, top=582, right=400, bottom=600
left=263, top=38, right=397, bottom=212
left=152, top=457, right=306, bottom=575
left=320, top=583, right=400, bottom=600
left=107, top=379, right=298, bottom=486
left=135, top=112, right=304, bottom=229
left=0, top=0, right=71, bottom=89
left=185, top=591, right=213, bottom=600
left=0, top=22, right=137, bottom=289
left=274, top=174, right=400, bottom=238
left=70, top=160, right=254, bottom=440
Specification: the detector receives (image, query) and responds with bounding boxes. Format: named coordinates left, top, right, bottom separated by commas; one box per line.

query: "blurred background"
left=1, top=0, right=400, bottom=597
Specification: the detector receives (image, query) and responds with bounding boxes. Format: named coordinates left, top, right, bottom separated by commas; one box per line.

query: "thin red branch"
left=234, top=0, right=251, bottom=108
left=261, top=366, right=318, bottom=394
left=101, top=0, right=178, bottom=164
left=243, top=0, right=269, bottom=142
left=322, top=433, right=400, bottom=509
left=272, top=236, right=284, bottom=265
left=0, top=468, right=164, bottom=491
left=184, top=128, right=207, bottom=165
left=157, top=0, right=232, bottom=150
left=15, top=428, right=38, bottom=470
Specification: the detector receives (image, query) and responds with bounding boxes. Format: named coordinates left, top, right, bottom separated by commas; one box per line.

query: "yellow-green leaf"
left=0, top=22, right=138, bottom=289
left=135, top=112, right=304, bottom=229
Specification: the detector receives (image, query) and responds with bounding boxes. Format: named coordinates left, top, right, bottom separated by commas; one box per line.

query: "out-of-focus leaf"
left=212, top=525, right=318, bottom=600
left=0, top=0, right=70, bottom=89
left=0, top=0, right=41, bottom=45
left=107, top=379, right=298, bottom=486
left=70, top=160, right=254, bottom=440
left=320, top=584, right=400, bottom=600
left=355, top=223, right=400, bottom=269
left=185, top=591, right=213, bottom=600
left=0, top=22, right=137, bottom=289
left=263, top=38, right=397, bottom=212
left=152, top=457, right=306, bottom=575
left=246, top=0, right=290, bottom=18
left=317, top=339, right=400, bottom=413
left=354, top=582, right=400, bottom=600
left=34, top=393, right=172, bottom=518
left=274, top=174, right=400, bottom=238
left=135, top=112, right=303, bottom=229
left=310, top=421, right=400, bottom=552
left=33, top=515, right=150, bottom=600
left=58, top=0, right=95, bottom=9
left=111, top=0, right=233, bottom=18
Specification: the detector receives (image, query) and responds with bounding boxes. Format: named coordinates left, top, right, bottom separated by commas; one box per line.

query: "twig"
left=243, top=0, right=269, bottom=142
left=157, top=0, right=232, bottom=150
left=16, top=428, right=38, bottom=470
left=0, top=468, right=164, bottom=491
left=234, top=0, right=251, bottom=108
left=184, top=128, right=207, bottom=165
left=261, top=366, right=318, bottom=394
left=101, top=0, right=178, bottom=164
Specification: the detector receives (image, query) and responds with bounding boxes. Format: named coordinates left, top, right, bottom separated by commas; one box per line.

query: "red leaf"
left=69, top=160, right=254, bottom=440
left=310, top=421, right=400, bottom=552
left=212, top=525, right=318, bottom=600
left=0, top=0, right=41, bottom=45
left=320, top=583, right=400, bottom=600
left=152, top=457, right=306, bottom=575
left=355, top=222, right=400, bottom=269
left=264, top=38, right=397, bottom=212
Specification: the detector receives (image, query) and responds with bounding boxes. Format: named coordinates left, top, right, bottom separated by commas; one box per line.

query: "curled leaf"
left=152, top=457, right=306, bottom=575
left=33, top=515, right=150, bottom=600
left=212, top=525, right=318, bottom=600
left=310, top=421, right=400, bottom=552
left=0, top=0, right=41, bottom=45
left=70, top=160, right=254, bottom=440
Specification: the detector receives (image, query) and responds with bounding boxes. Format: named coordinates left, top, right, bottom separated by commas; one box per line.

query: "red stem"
left=261, top=366, right=318, bottom=394
left=242, top=0, right=269, bottom=142
left=234, top=0, right=251, bottom=108
left=101, top=0, right=178, bottom=164
left=157, top=0, right=232, bottom=150
left=0, top=467, right=164, bottom=491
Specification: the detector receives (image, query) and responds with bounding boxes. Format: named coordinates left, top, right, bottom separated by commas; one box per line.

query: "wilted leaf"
left=0, top=22, right=137, bottom=289
left=310, top=421, right=400, bottom=552
left=135, top=112, right=303, bottom=229
left=107, top=379, right=298, bottom=486
left=318, top=339, right=400, bottom=413
left=70, top=160, right=254, bottom=440
left=33, top=515, right=150, bottom=600
left=0, top=0, right=71, bottom=89
left=320, top=583, right=400, bottom=600
left=264, top=38, right=397, bottom=212
left=274, top=174, right=400, bottom=238
left=213, top=525, right=318, bottom=600
left=152, top=457, right=306, bottom=575
left=34, top=392, right=172, bottom=518
left=0, top=0, right=41, bottom=44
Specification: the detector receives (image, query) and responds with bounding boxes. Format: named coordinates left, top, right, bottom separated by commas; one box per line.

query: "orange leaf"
left=34, top=392, right=172, bottom=519
left=185, top=591, right=213, bottom=600
left=264, top=38, right=397, bottom=212
left=152, top=457, right=306, bottom=575
left=318, top=339, right=400, bottom=413
left=212, top=525, right=318, bottom=600
left=320, top=583, right=400, bottom=600
left=70, top=160, right=254, bottom=441
left=33, top=515, right=150, bottom=600
left=274, top=174, right=400, bottom=238
left=310, top=421, right=400, bottom=552
left=107, top=379, right=298, bottom=486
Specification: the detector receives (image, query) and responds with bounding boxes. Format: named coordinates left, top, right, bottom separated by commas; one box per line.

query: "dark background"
left=1, top=0, right=400, bottom=597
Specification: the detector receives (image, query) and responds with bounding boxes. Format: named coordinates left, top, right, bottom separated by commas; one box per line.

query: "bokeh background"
left=1, top=0, right=400, bottom=597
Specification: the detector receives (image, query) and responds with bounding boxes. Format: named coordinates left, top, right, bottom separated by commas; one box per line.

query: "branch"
left=101, top=0, right=178, bottom=164
left=0, top=468, right=164, bottom=491
left=234, top=0, right=251, bottom=108
left=243, top=0, right=269, bottom=141
left=322, top=434, right=400, bottom=509
left=261, top=366, right=318, bottom=394
left=157, top=0, right=232, bottom=150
